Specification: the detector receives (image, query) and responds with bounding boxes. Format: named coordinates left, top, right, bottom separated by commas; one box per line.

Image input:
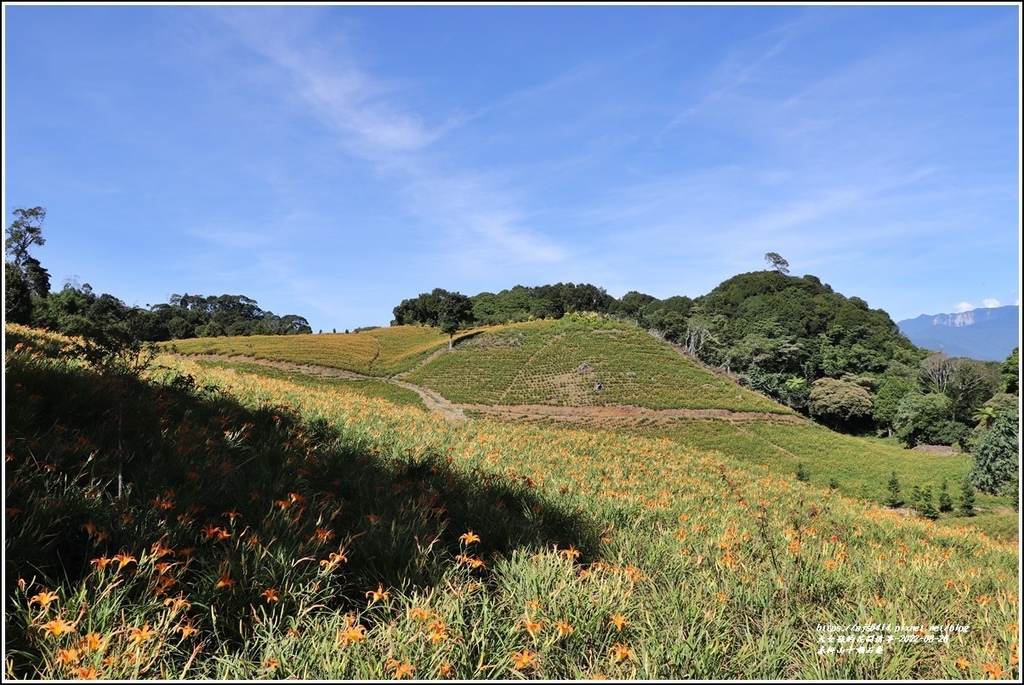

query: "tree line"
left=5, top=207, right=312, bottom=348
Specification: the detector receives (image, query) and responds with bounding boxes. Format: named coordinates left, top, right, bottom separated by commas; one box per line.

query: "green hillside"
left=404, top=314, right=792, bottom=413
left=164, top=324, right=466, bottom=377
left=5, top=324, right=1019, bottom=680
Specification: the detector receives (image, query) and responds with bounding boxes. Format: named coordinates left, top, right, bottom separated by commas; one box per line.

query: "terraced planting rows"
left=6, top=326, right=1018, bottom=680
left=405, top=316, right=791, bottom=413
left=165, top=325, right=469, bottom=377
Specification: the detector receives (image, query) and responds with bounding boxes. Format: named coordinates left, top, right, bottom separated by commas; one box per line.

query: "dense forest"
left=4, top=207, right=311, bottom=347
left=392, top=263, right=1019, bottom=489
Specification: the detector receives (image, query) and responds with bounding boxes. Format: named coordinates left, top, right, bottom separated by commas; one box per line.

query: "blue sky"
left=3, top=3, right=1020, bottom=332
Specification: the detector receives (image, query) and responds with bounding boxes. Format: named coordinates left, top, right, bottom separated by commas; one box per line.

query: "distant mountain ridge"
left=897, top=305, right=1019, bottom=361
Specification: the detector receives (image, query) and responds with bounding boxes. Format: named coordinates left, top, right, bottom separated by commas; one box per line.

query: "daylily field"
left=3, top=323, right=1019, bottom=679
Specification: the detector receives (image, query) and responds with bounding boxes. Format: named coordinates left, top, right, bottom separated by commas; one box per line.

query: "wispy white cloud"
left=207, top=6, right=566, bottom=272
left=982, top=298, right=1001, bottom=308
left=954, top=301, right=975, bottom=313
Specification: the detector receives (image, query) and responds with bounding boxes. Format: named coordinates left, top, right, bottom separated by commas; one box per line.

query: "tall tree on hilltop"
left=6, top=206, right=49, bottom=324
left=5, top=206, right=47, bottom=268
left=764, top=252, right=790, bottom=275
left=437, top=290, right=474, bottom=350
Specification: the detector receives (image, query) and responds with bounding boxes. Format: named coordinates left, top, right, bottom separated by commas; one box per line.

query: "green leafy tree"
left=808, top=376, right=874, bottom=432
left=1001, top=347, right=1019, bottom=395
left=437, top=290, right=475, bottom=350
left=892, top=393, right=969, bottom=448
left=5, top=206, right=46, bottom=268
left=5, top=262, right=32, bottom=324
left=764, top=252, right=790, bottom=275
left=6, top=206, right=49, bottom=323
left=968, top=411, right=1019, bottom=496
left=944, top=357, right=1002, bottom=423
left=872, top=375, right=916, bottom=436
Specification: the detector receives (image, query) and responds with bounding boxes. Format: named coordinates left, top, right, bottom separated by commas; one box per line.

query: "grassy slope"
left=5, top=324, right=1018, bottom=680
left=404, top=316, right=792, bottom=413
left=166, top=317, right=1015, bottom=539
left=164, top=325, right=476, bottom=377
left=187, top=359, right=427, bottom=412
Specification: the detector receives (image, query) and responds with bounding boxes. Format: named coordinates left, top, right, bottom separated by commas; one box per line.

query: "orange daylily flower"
left=337, top=623, right=367, bottom=646
left=57, top=647, right=81, bottom=665
left=608, top=614, right=628, bottom=631
left=365, top=584, right=390, bottom=604
left=321, top=551, right=348, bottom=570
left=521, top=616, right=544, bottom=638
left=262, top=588, right=280, bottom=603
left=41, top=618, right=76, bottom=638
left=112, top=553, right=136, bottom=570
left=459, top=531, right=480, bottom=545
left=30, top=590, right=60, bottom=609
left=609, top=642, right=634, bottom=663
left=981, top=663, right=1003, bottom=679
left=126, top=624, right=157, bottom=646
left=70, top=666, right=99, bottom=680
left=79, top=633, right=106, bottom=653
left=385, top=659, right=415, bottom=679
left=553, top=619, right=575, bottom=637
left=215, top=571, right=234, bottom=589
left=427, top=620, right=448, bottom=644
left=175, top=622, right=199, bottom=639
left=511, top=650, right=537, bottom=671
left=954, top=658, right=971, bottom=670
left=409, top=607, right=431, bottom=622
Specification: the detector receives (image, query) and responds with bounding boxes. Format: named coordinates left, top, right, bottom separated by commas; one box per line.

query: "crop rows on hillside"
left=164, top=325, right=460, bottom=377
left=406, top=317, right=791, bottom=413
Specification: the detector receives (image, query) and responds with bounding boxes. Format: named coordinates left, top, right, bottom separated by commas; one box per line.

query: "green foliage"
left=958, top=478, right=976, bottom=517
left=437, top=291, right=474, bottom=348
left=807, top=376, right=874, bottom=432
left=885, top=471, right=903, bottom=508
left=5, top=262, right=33, bottom=324
left=944, top=358, right=1002, bottom=423
left=1001, top=347, right=1019, bottom=394
left=764, top=252, right=790, bottom=275
left=794, top=462, right=810, bottom=482
left=689, top=271, right=919, bottom=406
left=968, top=412, right=1019, bottom=496
left=872, top=375, right=916, bottom=434
left=893, top=393, right=970, bottom=448
left=912, top=485, right=939, bottom=520
left=938, top=479, right=954, bottom=513
left=400, top=283, right=617, bottom=328
left=5, top=205, right=46, bottom=267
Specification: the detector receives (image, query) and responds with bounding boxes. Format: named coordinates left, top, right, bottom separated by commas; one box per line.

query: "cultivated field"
left=164, top=325, right=474, bottom=377
left=4, top=324, right=1019, bottom=680
left=404, top=315, right=791, bottom=413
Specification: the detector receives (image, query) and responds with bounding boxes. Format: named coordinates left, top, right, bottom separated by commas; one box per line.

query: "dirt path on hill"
left=177, top=354, right=798, bottom=426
